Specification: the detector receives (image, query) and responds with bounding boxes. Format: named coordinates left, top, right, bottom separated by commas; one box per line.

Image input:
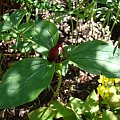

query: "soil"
left=0, top=0, right=119, bottom=120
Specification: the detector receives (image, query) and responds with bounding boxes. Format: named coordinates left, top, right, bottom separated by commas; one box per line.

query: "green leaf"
left=68, top=40, right=120, bottom=78
left=2, top=33, right=11, bottom=41
left=69, top=97, right=84, bottom=115
left=11, top=41, right=33, bottom=53
left=17, top=22, right=33, bottom=33
left=0, top=58, right=55, bottom=109
left=23, top=20, right=59, bottom=49
left=10, top=9, right=25, bottom=27
left=50, top=100, right=78, bottom=120
left=84, top=90, right=99, bottom=114
left=62, top=60, right=69, bottom=76
left=109, top=94, right=120, bottom=109
left=32, top=44, right=49, bottom=59
left=102, top=110, right=118, bottom=120
left=79, top=90, right=99, bottom=119
left=86, top=90, right=99, bottom=102
left=0, top=22, right=12, bottom=32
left=2, top=13, right=10, bottom=22
left=98, top=0, right=113, bottom=4
left=28, top=107, right=56, bottom=120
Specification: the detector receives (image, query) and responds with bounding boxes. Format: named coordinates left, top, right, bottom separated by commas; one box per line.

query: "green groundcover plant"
left=28, top=90, right=120, bottom=120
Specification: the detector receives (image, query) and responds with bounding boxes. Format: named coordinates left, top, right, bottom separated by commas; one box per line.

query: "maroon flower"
left=47, top=42, right=64, bottom=63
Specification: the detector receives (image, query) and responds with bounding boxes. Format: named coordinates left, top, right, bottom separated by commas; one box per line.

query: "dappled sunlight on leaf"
left=23, top=20, right=59, bottom=49
left=68, top=40, right=120, bottom=78
left=0, top=58, right=55, bottom=109
left=29, top=107, right=57, bottom=120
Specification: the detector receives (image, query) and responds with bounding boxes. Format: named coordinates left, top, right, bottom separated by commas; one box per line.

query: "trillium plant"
left=0, top=20, right=120, bottom=109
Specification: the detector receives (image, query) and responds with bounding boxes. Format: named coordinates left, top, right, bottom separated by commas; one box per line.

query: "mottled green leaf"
left=0, top=22, right=12, bottom=32
left=10, top=9, right=25, bottom=27
left=69, top=40, right=120, bottom=78
left=23, top=20, right=59, bottom=49
left=69, top=97, right=84, bottom=115
left=50, top=100, right=78, bottom=120
left=102, top=110, right=118, bottom=120
left=0, top=58, right=54, bottom=109
left=28, top=107, right=56, bottom=120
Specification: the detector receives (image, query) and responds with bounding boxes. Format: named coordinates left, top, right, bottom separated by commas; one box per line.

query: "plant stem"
left=75, top=0, right=79, bottom=44
left=110, top=8, right=120, bottom=33
left=68, top=0, right=74, bottom=43
left=53, top=68, right=62, bottom=98
left=103, top=11, right=110, bottom=27
left=70, top=14, right=74, bottom=42
left=35, top=8, right=39, bottom=21
left=49, top=64, right=62, bottom=104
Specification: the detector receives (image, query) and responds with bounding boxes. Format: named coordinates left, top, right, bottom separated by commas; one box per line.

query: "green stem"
left=99, top=94, right=102, bottom=111
left=110, top=8, right=120, bottom=33
left=70, top=15, right=74, bottom=42
left=68, top=0, right=74, bottom=43
left=53, top=64, right=62, bottom=98
left=49, top=64, right=62, bottom=105
left=103, top=11, right=110, bottom=27
left=35, top=8, right=39, bottom=21
left=75, top=0, right=79, bottom=44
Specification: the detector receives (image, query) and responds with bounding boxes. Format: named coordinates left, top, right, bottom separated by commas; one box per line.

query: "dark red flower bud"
left=47, top=43, right=64, bottom=63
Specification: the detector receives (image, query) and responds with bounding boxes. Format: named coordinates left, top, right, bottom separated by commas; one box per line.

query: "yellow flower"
left=97, top=75, right=119, bottom=99
left=109, top=86, right=116, bottom=94
left=98, top=75, right=104, bottom=84
left=104, top=92, right=109, bottom=98
left=97, top=84, right=105, bottom=98
left=109, top=78, right=116, bottom=85
left=115, top=78, right=119, bottom=83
